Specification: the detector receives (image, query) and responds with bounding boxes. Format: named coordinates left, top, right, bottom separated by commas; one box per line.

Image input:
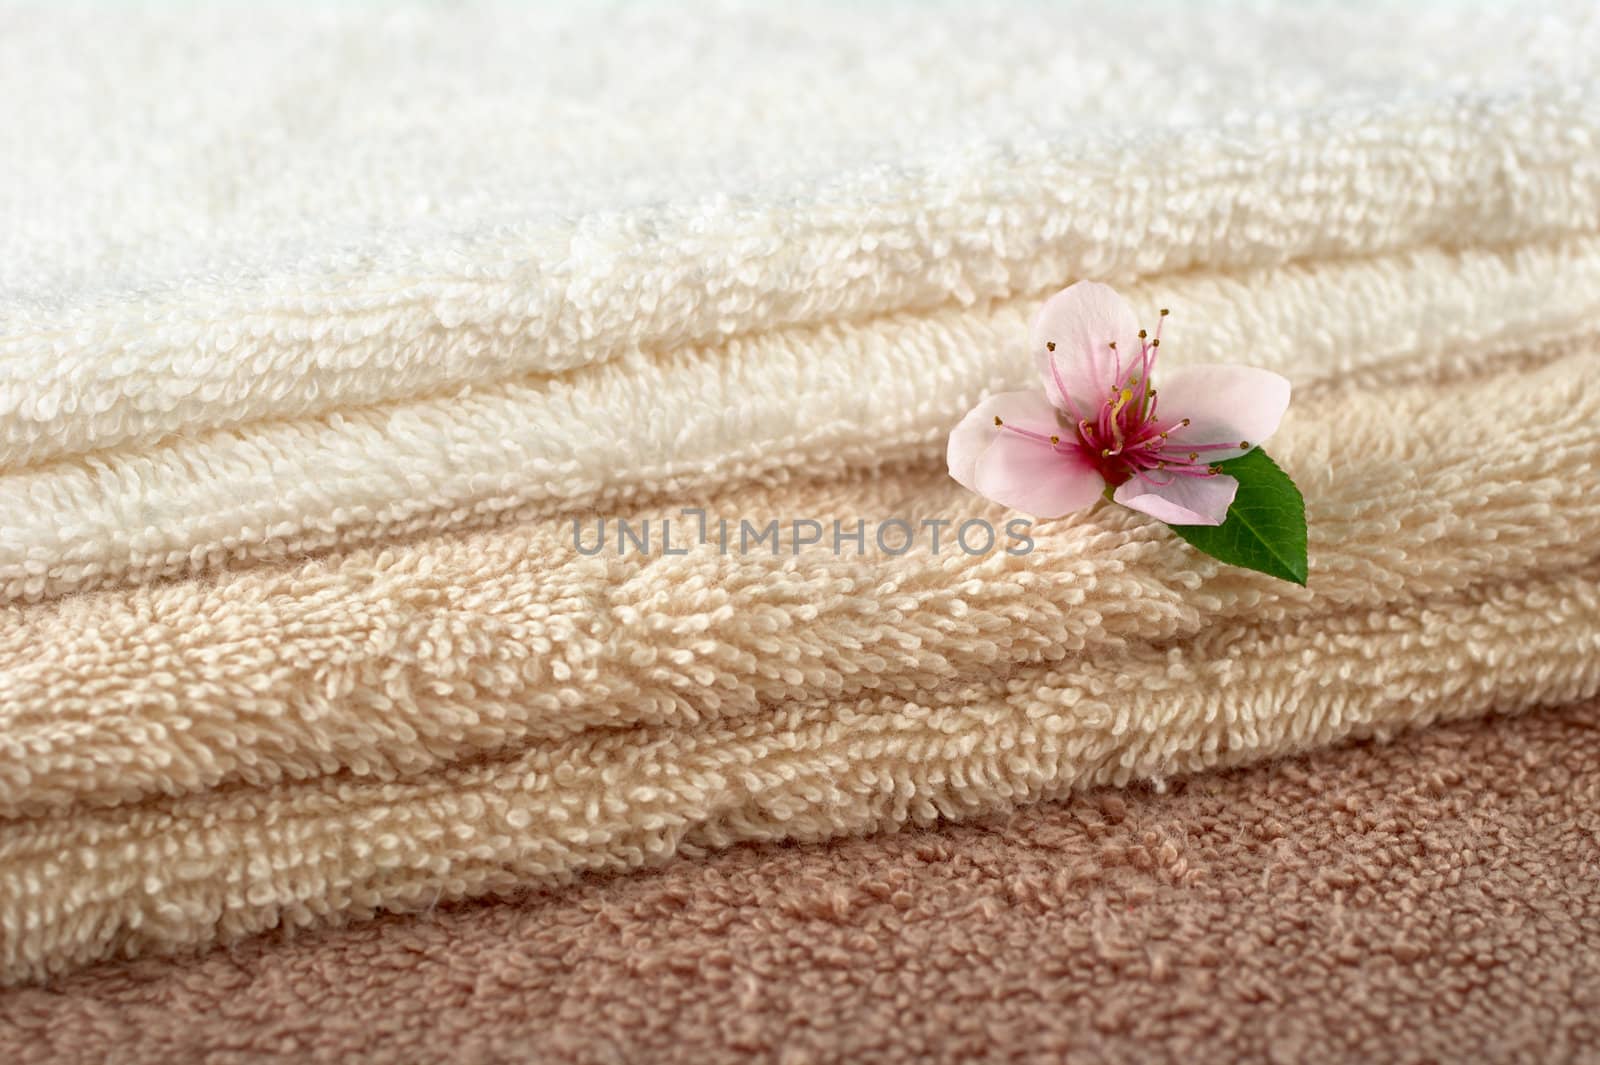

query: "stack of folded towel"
left=2, top=1, right=1598, bottom=1052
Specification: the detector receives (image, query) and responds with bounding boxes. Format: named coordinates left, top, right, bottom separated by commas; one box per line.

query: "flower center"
left=1007, top=307, right=1251, bottom=492
left=1072, top=382, right=1174, bottom=487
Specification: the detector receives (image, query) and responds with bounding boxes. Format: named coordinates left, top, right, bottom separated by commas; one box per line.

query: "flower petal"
left=947, top=390, right=1104, bottom=518
left=1157, top=364, right=1291, bottom=461
left=947, top=390, right=1061, bottom=490
left=974, top=433, right=1105, bottom=518
left=1031, top=281, right=1143, bottom=419
left=1114, top=473, right=1238, bottom=526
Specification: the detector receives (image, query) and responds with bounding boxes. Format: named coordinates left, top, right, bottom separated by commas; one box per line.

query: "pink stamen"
left=1135, top=462, right=1220, bottom=490
left=1164, top=439, right=1246, bottom=452
left=1045, top=347, right=1089, bottom=424
left=996, top=423, right=1065, bottom=450
left=1108, top=341, right=1129, bottom=392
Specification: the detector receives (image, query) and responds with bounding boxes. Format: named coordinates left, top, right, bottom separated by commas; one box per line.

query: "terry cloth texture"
left=5, top=700, right=1599, bottom=1065
left=6, top=3, right=1600, bottom=601
left=4, top=354, right=1600, bottom=983
left=3, top=0, right=1600, bottom=989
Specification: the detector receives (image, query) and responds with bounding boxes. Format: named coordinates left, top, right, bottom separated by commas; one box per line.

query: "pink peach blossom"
left=948, top=281, right=1290, bottom=526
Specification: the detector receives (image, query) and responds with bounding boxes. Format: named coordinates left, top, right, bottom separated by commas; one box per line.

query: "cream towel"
left=3, top=2, right=1600, bottom=598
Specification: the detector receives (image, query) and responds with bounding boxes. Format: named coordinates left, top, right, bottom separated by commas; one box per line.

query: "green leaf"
left=1165, top=448, right=1308, bottom=586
